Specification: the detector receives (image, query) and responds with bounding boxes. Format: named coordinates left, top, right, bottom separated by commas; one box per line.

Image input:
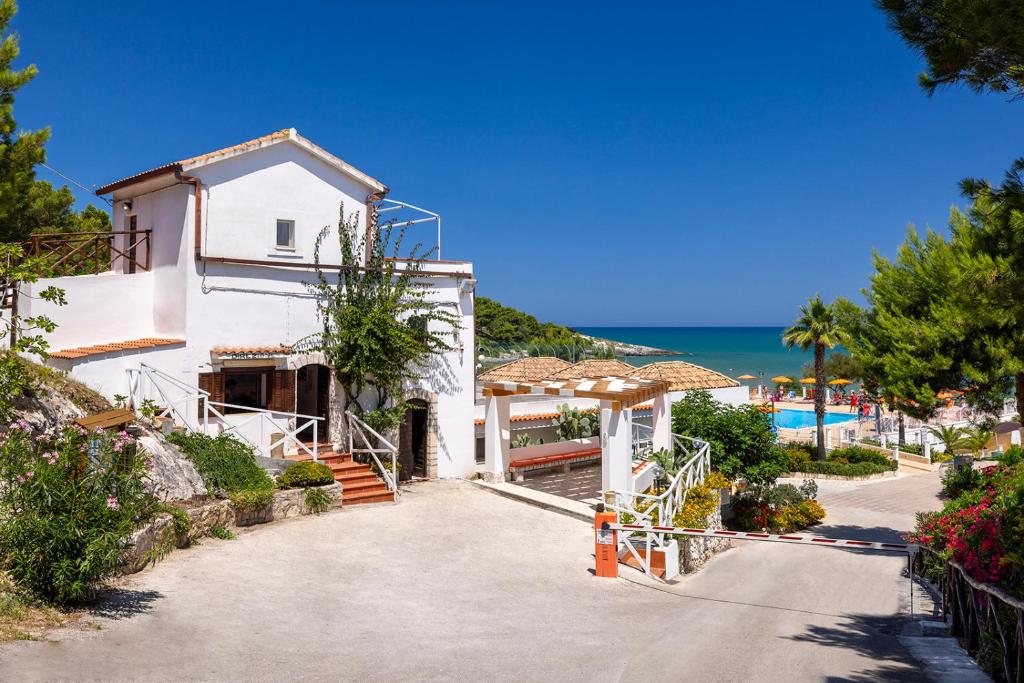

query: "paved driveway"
left=1, top=475, right=953, bottom=682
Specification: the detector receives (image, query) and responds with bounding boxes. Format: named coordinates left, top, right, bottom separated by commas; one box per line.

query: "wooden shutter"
left=197, top=371, right=224, bottom=417
left=269, top=370, right=296, bottom=414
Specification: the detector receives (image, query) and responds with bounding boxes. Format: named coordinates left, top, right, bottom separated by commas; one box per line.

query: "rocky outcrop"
left=139, top=431, right=208, bottom=501
left=122, top=513, right=177, bottom=574
left=11, top=361, right=112, bottom=435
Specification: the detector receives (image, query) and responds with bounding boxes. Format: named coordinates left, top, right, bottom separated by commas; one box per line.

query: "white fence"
left=126, top=363, right=324, bottom=461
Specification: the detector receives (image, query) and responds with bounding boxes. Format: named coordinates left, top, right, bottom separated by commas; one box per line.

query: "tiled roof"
left=211, top=345, right=291, bottom=357
left=629, top=361, right=741, bottom=391
left=477, top=356, right=572, bottom=383
left=547, top=359, right=637, bottom=380
left=95, top=128, right=387, bottom=195
left=50, top=337, right=184, bottom=360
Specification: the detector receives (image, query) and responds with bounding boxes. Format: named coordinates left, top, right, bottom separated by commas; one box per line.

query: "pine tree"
left=0, top=0, right=48, bottom=243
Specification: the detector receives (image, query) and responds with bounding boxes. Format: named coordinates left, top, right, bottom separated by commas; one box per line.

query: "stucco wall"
left=23, top=272, right=155, bottom=350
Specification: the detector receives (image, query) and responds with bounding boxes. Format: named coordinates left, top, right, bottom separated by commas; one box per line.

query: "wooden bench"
left=508, top=447, right=602, bottom=482
left=75, top=408, right=135, bottom=432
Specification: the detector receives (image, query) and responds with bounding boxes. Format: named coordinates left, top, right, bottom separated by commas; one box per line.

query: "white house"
left=19, top=128, right=477, bottom=492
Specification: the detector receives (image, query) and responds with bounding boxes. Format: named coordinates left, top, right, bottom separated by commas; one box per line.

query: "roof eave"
left=94, top=163, right=182, bottom=196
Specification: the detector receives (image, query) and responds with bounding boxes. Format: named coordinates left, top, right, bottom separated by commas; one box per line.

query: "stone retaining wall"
left=680, top=507, right=730, bottom=573
left=121, top=483, right=342, bottom=574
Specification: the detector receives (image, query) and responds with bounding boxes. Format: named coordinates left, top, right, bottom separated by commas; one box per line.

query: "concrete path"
left=0, top=474, right=981, bottom=682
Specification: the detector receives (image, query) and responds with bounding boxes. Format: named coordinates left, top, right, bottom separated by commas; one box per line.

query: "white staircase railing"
left=126, top=363, right=324, bottom=461
left=345, top=410, right=399, bottom=500
left=605, top=433, right=711, bottom=578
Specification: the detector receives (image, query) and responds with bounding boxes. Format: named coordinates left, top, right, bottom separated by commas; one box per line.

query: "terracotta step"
left=343, top=479, right=390, bottom=493
left=335, top=471, right=380, bottom=485
left=344, top=489, right=396, bottom=506
left=329, top=462, right=372, bottom=476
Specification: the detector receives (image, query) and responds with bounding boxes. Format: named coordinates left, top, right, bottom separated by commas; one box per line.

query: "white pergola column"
left=483, top=394, right=511, bottom=483
left=601, top=399, right=633, bottom=494
left=651, top=393, right=672, bottom=455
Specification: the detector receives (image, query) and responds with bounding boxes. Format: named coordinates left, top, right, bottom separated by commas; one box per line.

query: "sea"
left=575, top=327, right=817, bottom=384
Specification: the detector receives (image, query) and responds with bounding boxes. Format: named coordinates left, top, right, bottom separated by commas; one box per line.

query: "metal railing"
left=27, top=230, right=152, bottom=276
left=126, top=363, right=323, bottom=461
left=914, top=547, right=1024, bottom=682
left=345, top=410, right=399, bottom=501
left=606, top=432, right=712, bottom=578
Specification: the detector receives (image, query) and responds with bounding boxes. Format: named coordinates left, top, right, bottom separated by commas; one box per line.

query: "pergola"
left=481, top=375, right=673, bottom=492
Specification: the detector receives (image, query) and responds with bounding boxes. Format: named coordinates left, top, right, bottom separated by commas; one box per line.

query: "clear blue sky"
left=15, top=1, right=1024, bottom=326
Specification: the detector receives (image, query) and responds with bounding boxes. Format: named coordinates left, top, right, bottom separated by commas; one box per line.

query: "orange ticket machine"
left=594, top=504, right=618, bottom=578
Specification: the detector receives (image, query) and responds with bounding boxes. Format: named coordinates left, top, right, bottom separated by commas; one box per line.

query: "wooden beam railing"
left=25, top=230, right=152, bottom=277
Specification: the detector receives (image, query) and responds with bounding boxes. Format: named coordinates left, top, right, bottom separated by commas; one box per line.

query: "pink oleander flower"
left=106, top=496, right=119, bottom=510
left=34, top=434, right=47, bottom=442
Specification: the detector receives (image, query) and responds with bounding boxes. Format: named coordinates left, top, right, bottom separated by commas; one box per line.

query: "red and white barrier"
left=609, top=523, right=917, bottom=554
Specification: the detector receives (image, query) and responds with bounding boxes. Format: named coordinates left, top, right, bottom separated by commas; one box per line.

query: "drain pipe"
left=176, top=171, right=203, bottom=259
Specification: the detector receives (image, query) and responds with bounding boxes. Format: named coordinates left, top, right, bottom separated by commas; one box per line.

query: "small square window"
left=276, top=219, right=295, bottom=249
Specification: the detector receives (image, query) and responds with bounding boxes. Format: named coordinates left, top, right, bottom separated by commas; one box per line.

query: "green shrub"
left=158, top=504, right=191, bottom=536
left=998, top=445, right=1023, bottom=467
left=278, top=461, right=334, bottom=488
left=672, top=390, right=785, bottom=485
left=829, top=446, right=893, bottom=467
left=0, top=425, right=158, bottom=603
left=731, top=482, right=824, bottom=532
left=227, top=488, right=274, bottom=511
left=789, top=460, right=895, bottom=477
left=165, top=432, right=274, bottom=498
left=304, top=487, right=333, bottom=514
left=670, top=484, right=720, bottom=528
left=941, top=464, right=982, bottom=498
left=208, top=526, right=235, bottom=540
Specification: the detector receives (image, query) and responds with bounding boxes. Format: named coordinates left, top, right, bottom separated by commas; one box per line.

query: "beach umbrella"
left=799, top=377, right=816, bottom=385
left=936, top=390, right=956, bottom=400
left=756, top=403, right=780, bottom=414
left=737, top=374, right=757, bottom=380
left=770, top=375, right=792, bottom=384
left=828, top=378, right=852, bottom=386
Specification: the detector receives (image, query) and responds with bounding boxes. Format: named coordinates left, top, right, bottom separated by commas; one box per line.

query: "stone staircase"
left=292, top=445, right=395, bottom=506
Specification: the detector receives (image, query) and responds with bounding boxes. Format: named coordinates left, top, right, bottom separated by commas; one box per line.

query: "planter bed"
left=122, top=482, right=342, bottom=574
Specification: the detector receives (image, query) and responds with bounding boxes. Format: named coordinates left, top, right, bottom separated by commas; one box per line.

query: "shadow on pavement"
left=810, top=522, right=908, bottom=544
left=791, top=613, right=928, bottom=682
left=88, top=588, right=162, bottom=620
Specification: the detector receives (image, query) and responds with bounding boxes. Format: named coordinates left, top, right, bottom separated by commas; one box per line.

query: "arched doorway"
left=399, top=398, right=429, bottom=480
left=296, top=364, right=330, bottom=441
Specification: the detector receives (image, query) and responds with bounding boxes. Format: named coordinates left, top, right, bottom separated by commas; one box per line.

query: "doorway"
left=399, top=399, right=429, bottom=480
left=296, top=364, right=330, bottom=441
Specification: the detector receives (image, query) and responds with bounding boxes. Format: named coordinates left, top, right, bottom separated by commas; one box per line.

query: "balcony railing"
left=25, top=230, right=152, bottom=277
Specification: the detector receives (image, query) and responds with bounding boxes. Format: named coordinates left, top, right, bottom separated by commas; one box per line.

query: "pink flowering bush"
left=908, top=463, right=1024, bottom=595
left=0, top=422, right=158, bottom=603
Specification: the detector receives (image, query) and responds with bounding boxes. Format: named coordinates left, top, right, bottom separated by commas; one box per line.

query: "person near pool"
left=850, top=391, right=858, bottom=413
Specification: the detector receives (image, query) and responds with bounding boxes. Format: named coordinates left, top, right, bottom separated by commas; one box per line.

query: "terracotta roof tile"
left=477, top=356, right=572, bottom=383
left=629, top=361, right=740, bottom=391
left=211, top=345, right=291, bottom=357
left=547, top=359, right=637, bottom=380
left=50, top=337, right=184, bottom=360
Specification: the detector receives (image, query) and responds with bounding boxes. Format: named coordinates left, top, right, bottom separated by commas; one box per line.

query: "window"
left=222, top=368, right=272, bottom=413
left=275, top=219, right=295, bottom=249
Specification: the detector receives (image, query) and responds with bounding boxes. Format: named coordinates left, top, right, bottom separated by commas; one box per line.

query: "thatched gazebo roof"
left=477, top=356, right=572, bottom=383
left=629, top=361, right=740, bottom=392
left=547, top=359, right=637, bottom=380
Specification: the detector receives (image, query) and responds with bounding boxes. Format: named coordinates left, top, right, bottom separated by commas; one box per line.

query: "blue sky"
left=15, top=1, right=1024, bottom=326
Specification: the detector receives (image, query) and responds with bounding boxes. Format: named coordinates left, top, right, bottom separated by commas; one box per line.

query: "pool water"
left=774, top=409, right=857, bottom=430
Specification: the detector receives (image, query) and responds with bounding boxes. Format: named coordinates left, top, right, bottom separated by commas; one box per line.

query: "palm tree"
left=963, top=425, right=995, bottom=458
left=783, top=295, right=843, bottom=461
left=927, top=424, right=968, bottom=456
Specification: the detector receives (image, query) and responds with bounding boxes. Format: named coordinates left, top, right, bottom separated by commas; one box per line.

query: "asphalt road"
left=0, top=473, right=966, bottom=682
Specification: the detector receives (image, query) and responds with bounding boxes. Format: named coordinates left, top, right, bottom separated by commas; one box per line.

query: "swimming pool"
left=774, top=409, right=857, bottom=430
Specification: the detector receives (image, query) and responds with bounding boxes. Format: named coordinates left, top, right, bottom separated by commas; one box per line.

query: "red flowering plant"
left=909, top=462, right=1024, bottom=595
left=0, top=421, right=158, bottom=603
